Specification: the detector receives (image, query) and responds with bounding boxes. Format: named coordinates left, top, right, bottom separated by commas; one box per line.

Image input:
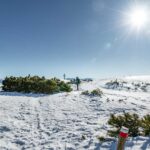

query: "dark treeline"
left=2, top=75, right=72, bottom=94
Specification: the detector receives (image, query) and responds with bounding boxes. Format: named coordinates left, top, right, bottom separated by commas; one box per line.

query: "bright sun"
left=129, top=8, right=148, bottom=29
left=124, top=6, right=149, bottom=32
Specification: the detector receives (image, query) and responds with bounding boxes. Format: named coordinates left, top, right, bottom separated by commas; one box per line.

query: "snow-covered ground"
left=0, top=76, right=150, bottom=150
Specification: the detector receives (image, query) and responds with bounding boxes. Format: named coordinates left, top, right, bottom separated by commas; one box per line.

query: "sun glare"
left=129, top=8, right=148, bottom=29
left=124, top=5, right=149, bottom=32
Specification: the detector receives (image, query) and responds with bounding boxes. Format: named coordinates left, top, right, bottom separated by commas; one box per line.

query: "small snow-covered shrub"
left=108, top=113, right=141, bottom=137
left=141, top=115, right=150, bottom=136
left=97, top=136, right=105, bottom=142
left=81, top=90, right=90, bottom=96
left=141, top=86, right=147, bottom=92
left=58, top=81, right=72, bottom=92
left=134, top=83, right=141, bottom=87
left=81, top=135, right=86, bottom=140
left=97, top=136, right=115, bottom=143
left=91, top=88, right=103, bottom=97
left=81, top=89, right=103, bottom=97
left=106, top=79, right=120, bottom=89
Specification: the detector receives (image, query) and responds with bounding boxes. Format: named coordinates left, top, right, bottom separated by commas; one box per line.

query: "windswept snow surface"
left=0, top=76, right=150, bottom=150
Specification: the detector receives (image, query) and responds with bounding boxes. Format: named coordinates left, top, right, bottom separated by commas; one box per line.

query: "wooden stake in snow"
left=117, top=126, right=129, bottom=150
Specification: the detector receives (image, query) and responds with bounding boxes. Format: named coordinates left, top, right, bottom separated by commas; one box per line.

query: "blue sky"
left=0, top=0, right=150, bottom=78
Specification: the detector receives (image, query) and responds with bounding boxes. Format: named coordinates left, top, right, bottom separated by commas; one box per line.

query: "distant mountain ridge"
left=124, top=75, right=150, bottom=81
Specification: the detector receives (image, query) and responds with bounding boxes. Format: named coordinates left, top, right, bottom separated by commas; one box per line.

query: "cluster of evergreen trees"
left=2, top=75, right=72, bottom=94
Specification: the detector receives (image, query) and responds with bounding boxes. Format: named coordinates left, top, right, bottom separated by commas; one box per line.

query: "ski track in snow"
left=0, top=77, right=150, bottom=150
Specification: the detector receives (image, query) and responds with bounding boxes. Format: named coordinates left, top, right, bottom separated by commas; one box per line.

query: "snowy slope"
left=0, top=76, right=150, bottom=150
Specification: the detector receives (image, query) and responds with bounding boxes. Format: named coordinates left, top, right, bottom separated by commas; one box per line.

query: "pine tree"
left=141, top=115, right=150, bottom=136
left=108, top=113, right=141, bottom=137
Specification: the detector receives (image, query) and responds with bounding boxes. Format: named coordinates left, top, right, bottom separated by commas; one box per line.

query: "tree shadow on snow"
left=125, top=138, right=135, bottom=149
left=123, top=137, right=150, bottom=150
left=94, top=141, right=117, bottom=150
left=141, top=137, right=150, bottom=150
left=0, top=91, right=47, bottom=98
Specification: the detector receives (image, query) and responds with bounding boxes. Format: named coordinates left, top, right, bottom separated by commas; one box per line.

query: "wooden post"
left=63, top=74, right=66, bottom=80
left=117, top=126, right=129, bottom=150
